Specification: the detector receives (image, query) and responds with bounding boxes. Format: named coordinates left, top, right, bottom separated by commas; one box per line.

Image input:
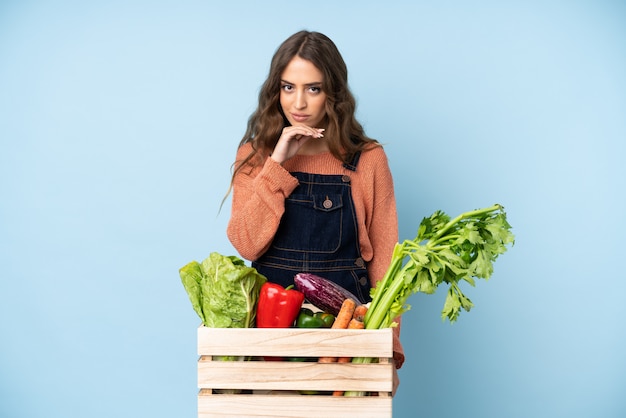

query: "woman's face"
left=279, top=56, right=328, bottom=128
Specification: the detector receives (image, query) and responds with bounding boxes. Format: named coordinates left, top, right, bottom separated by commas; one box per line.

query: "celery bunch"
left=365, top=204, right=515, bottom=328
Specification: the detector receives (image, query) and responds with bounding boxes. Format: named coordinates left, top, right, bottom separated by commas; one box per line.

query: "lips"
left=290, top=113, right=310, bottom=123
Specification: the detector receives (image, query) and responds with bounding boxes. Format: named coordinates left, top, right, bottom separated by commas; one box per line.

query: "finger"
left=287, top=127, right=324, bottom=139
left=285, top=125, right=324, bottom=136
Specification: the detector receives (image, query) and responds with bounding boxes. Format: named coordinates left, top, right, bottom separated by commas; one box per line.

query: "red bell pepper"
left=256, top=282, right=305, bottom=328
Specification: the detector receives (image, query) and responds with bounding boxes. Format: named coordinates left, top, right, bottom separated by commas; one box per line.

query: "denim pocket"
left=273, top=194, right=344, bottom=253
left=313, top=194, right=344, bottom=212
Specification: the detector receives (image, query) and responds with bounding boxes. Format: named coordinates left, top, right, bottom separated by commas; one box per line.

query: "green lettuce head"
left=179, top=252, right=267, bottom=328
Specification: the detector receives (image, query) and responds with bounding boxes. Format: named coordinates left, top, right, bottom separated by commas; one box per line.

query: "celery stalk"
left=345, top=204, right=514, bottom=397
left=365, top=204, right=514, bottom=328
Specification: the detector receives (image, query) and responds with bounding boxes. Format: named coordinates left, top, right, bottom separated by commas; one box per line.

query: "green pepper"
left=296, top=308, right=326, bottom=328
left=314, top=311, right=335, bottom=328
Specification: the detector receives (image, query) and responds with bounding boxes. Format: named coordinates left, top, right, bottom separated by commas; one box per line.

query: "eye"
left=281, top=83, right=293, bottom=92
left=308, top=86, right=322, bottom=94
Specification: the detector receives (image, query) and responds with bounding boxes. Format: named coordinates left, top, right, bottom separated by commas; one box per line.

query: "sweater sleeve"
left=362, top=147, right=405, bottom=369
left=365, top=148, right=399, bottom=287
left=226, top=145, right=299, bottom=261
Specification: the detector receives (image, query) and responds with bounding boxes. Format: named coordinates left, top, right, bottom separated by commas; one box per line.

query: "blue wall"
left=1, top=1, right=625, bottom=417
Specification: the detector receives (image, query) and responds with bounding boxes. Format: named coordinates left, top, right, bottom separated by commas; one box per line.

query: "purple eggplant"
left=293, top=273, right=360, bottom=316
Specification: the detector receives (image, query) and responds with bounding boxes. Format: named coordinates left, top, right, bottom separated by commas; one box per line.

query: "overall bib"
left=253, top=152, right=371, bottom=303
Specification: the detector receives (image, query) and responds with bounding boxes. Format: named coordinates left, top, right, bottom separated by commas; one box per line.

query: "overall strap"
left=342, top=151, right=362, bottom=172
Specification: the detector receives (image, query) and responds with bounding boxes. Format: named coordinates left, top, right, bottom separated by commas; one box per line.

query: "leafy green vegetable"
left=179, top=252, right=267, bottom=328
left=366, top=203, right=515, bottom=328
left=345, top=204, right=514, bottom=397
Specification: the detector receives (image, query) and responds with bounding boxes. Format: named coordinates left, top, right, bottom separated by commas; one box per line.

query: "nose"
left=295, top=90, right=306, bottom=110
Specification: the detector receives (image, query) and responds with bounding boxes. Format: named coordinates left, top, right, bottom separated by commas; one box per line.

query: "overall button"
left=359, top=276, right=368, bottom=286
left=323, top=198, right=333, bottom=209
left=341, top=175, right=351, bottom=183
left=355, top=257, right=365, bottom=268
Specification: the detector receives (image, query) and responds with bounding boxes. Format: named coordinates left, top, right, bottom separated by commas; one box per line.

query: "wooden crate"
left=197, top=326, right=394, bottom=418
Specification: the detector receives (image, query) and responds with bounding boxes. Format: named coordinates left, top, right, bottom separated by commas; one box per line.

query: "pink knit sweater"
left=227, top=142, right=405, bottom=368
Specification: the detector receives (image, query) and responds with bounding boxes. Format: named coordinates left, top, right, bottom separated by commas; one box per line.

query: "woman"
left=226, top=30, right=404, bottom=369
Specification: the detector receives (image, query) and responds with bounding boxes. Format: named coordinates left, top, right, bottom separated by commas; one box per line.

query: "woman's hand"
left=270, top=125, right=324, bottom=164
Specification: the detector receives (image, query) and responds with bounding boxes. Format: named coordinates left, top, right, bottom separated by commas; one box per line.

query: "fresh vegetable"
left=292, top=308, right=334, bottom=366
left=314, top=311, right=336, bottom=328
left=296, top=308, right=326, bottom=328
left=296, top=309, right=324, bottom=328
left=179, top=252, right=267, bottom=376
left=179, top=252, right=267, bottom=328
left=347, top=318, right=364, bottom=329
left=318, top=298, right=357, bottom=364
left=351, top=304, right=368, bottom=323
left=294, top=273, right=360, bottom=316
left=344, top=204, right=514, bottom=397
left=334, top=307, right=367, bottom=365
left=331, top=298, right=357, bottom=329
left=256, top=283, right=305, bottom=328
left=332, top=387, right=348, bottom=397
left=334, top=303, right=368, bottom=397
left=364, top=204, right=514, bottom=328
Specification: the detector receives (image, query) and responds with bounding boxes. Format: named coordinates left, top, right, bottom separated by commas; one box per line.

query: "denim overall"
left=252, top=152, right=371, bottom=303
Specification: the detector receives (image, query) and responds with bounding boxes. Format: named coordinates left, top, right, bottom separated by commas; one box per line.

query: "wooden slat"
left=197, top=327, right=393, bottom=357
left=198, top=393, right=392, bottom=418
left=195, top=326, right=394, bottom=417
left=197, top=359, right=393, bottom=392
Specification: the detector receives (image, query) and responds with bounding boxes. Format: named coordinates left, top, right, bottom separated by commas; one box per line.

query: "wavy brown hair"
left=231, top=30, right=378, bottom=180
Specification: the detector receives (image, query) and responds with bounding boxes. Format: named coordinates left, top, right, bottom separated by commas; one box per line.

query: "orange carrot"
left=336, top=317, right=366, bottom=360
left=347, top=317, right=365, bottom=329
left=318, top=299, right=357, bottom=363
left=332, top=298, right=357, bottom=329
left=332, top=304, right=367, bottom=396
left=333, top=311, right=366, bottom=369
left=333, top=329, right=360, bottom=397
left=352, top=305, right=368, bottom=322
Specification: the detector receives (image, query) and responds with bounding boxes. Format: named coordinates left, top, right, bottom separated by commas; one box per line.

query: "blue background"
left=1, top=1, right=625, bottom=417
